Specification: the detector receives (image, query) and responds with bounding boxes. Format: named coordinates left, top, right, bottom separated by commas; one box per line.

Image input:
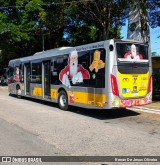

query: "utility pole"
left=42, top=33, right=44, bottom=51
left=127, top=1, right=150, bottom=43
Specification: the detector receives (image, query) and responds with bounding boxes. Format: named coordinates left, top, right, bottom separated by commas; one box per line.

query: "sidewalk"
left=0, top=86, right=8, bottom=89
left=128, top=101, right=160, bottom=115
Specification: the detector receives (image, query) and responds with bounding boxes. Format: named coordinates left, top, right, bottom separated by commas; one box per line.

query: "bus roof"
left=9, top=46, right=73, bottom=67
left=8, top=39, right=148, bottom=67
left=114, top=38, right=148, bottom=44
left=8, top=40, right=107, bottom=66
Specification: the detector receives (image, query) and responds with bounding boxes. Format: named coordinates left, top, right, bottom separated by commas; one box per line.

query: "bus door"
left=25, top=63, right=31, bottom=95
left=43, top=61, right=51, bottom=99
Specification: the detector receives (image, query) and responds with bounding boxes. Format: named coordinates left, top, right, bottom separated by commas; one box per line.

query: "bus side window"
left=13, top=66, right=20, bottom=82
left=88, top=49, right=106, bottom=88
left=20, top=64, right=24, bottom=82
left=77, top=51, right=90, bottom=87
left=51, top=56, right=68, bottom=85
left=31, top=63, right=42, bottom=84
left=8, top=67, right=14, bottom=77
left=15, top=66, right=20, bottom=82
left=71, top=49, right=106, bottom=88
left=51, top=61, right=60, bottom=85
left=8, top=67, right=14, bottom=83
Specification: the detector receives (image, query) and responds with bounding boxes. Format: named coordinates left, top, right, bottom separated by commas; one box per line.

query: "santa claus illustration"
left=59, top=50, right=90, bottom=88
left=124, top=44, right=143, bottom=60
left=15, top=67, right=20, bottom=82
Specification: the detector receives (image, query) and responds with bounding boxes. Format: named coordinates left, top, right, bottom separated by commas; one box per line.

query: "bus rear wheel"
left=58, top=90, right=68, bottom=110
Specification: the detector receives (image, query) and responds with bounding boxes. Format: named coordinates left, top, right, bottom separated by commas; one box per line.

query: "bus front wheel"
left=58, top=90, right=68, bottom=110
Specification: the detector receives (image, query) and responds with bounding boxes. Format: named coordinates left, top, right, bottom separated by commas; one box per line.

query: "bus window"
left=7, top=66, right=14, bottom=84
left=20, top=64, right=24, bottom=82
left=88, top=49, right=106, bottom=88
left=75, top=49, right=106, bottom=88
left=8, top=67, right=14, bottom=77
left=58, top=51, right=91, bottom=88
left=13, top=66, right=20, bottom=82
left=75, top=50, right=90, bottom=86
left=51, top=56, right=68, bottom=85
left=116, top=43, right=148, bottom=61
left=31, top=62, right=42, bottom=83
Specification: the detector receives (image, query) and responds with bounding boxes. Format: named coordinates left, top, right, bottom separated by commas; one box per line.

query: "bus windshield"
left=116, top=43, right=148, bottom=62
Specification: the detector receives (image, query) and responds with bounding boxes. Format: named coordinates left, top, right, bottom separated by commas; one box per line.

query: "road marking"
left=128, top=106, right=160, bottom=115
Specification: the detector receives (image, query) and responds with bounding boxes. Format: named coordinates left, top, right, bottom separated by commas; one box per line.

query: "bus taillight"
left=147, top=75, right=152, bottom=94
left=111, top=74, right=119, bottom=96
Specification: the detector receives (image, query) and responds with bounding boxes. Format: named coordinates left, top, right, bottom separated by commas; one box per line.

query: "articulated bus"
left=7, top=39, right=152, bottom=110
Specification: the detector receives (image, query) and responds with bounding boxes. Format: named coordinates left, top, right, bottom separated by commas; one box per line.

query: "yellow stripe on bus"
left=33, top=87, right=42, bottom=97
left=37, top=88, right=106, bottom=107
left=51, top=89, right=57, bottom=99
left=68, top=91, right=106, bottom=107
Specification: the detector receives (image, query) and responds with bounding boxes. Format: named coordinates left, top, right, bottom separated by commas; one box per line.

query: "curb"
left=127, top=106, right=160, bottom=115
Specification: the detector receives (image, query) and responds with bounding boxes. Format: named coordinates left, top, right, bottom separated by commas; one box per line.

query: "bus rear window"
left=116, top=43, right=148, bottom=61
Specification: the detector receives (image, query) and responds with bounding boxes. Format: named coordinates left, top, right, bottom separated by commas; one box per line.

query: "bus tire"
left=58, top=90, right=68, bottom=110
left=16, top=86, right=22, bottom=99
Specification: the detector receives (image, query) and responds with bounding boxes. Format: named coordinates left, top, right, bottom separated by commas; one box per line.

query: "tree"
left=65, top=0, right=129, bottom=44
left=1, top=0, right=160, bottom=68
left=152, top=52, right=157, bottom=56
left=0, top=0, right=45, bottom=66
left=147, top=0, right=160, bottom=28
left=0, top=0, right=131, bottom=66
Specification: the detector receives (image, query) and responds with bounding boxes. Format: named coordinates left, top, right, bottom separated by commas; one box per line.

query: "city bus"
left=7, top=39, right=152, bottom=110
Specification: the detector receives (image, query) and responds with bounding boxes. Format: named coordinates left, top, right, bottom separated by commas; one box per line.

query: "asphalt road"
left=0, top=86, right=160, bottom=165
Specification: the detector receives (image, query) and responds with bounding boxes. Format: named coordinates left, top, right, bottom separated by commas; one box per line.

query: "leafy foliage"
left=147, top=0, right=160, bottom=28
left=0, top=0, right=160, bottom=67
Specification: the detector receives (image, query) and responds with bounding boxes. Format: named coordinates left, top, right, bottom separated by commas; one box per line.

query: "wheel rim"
left=60, top=94, right=66, bottom=107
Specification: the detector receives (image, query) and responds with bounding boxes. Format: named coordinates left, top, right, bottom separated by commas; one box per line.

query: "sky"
left=121, top=24, right=160, bottom=56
